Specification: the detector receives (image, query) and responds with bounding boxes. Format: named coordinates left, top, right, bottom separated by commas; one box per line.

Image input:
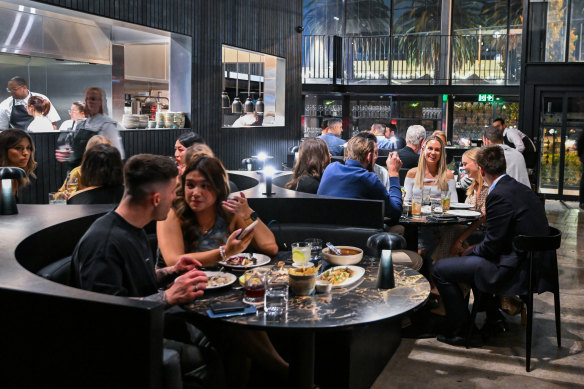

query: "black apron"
left=9, top=98, right=34, bottom=130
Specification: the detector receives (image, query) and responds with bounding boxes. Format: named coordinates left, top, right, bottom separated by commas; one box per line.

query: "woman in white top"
left=404, top=135, right=458, bottom=203
left=26, top=96, right=54, bottom=132
left=58, top=101, right=86, bottom=132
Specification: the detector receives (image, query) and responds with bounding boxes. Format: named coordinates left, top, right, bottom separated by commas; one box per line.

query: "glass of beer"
left=411, top=193, right=422, bottom=217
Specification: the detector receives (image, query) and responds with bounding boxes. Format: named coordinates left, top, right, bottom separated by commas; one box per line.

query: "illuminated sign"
left=478, top=94, right=494, bottom=102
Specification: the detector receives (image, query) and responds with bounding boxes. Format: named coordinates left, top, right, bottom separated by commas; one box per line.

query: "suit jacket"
left=397, top=146, right=419, bottom=169
left=470, top=175, right=550, bottom=295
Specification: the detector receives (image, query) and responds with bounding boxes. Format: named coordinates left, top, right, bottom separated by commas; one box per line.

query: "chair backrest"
left=399, top=168, right=409, bottom=186
left=513, top=226, right=561, bottom=252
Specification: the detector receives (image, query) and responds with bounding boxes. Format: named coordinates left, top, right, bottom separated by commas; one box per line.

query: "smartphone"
left=237, top=219, right=259, bottom=240
left=209, top=301, right=248, bottom=314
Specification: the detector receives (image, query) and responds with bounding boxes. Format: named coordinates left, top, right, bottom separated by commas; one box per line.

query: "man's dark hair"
left=321, top=119, right=328, bottom=130
left=355, top=131, right=377, bottom=143
left=387, top=123, right=398, bottom=132
left=476, top=145, right=506, bottom=176
left=9, top=76, right=27, bottom=87
left=493, top=117, right=505, bottom=126
left=177, top=131, right=204, bottom=148
left=327, top=118, right=342, bottom=128
left=80, top=144, right=123, bottom=188
left=124, top=154, right=178, bottom=202
left=483, top=125, right=504, bottom=143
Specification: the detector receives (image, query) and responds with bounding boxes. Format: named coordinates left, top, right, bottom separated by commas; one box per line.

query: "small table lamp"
left=367, top=233, right=406, bottom=289
left=0, top=167, right=26, bottom=215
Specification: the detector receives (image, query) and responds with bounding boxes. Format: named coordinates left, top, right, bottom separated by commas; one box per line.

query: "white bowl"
left=321, top=246, right=363, bottom=266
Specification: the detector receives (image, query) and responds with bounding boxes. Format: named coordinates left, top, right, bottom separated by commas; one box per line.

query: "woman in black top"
left=67, top=144, right=124, bottom=204
left=286, top=137, right=330, bottom=194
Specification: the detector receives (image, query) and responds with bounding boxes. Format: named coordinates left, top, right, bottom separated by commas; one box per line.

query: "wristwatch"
left=245, top=211, right=258, bottom=224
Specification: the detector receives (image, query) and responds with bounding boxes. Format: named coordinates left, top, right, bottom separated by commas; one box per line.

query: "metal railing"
left=302, top=33, right=522, bottom=85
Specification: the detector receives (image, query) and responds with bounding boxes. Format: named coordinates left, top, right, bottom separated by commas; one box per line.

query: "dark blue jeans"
left=432, top=255, right=488, bottom=332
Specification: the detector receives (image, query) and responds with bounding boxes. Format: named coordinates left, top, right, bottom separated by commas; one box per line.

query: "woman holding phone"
left=157, top=154, right=277, bottom=267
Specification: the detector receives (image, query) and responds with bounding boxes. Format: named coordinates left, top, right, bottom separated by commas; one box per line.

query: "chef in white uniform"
left=0, top=76, right=60, bottom=130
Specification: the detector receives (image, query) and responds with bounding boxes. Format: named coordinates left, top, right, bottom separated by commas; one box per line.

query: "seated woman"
left=26, top=96, right=54, bottom=132
left=67, top=144, right=124, bottom=204
left=0, top=129, right=37, bottom=195
left=157, top=155, right=278, bottom=267
left=431, top=147, right=487, bottom=261
left=56, top=135, right=112, bottom=198
left=174, top=131, right=204, bottom=175
left=285, top=138, right=330, bottom=194
left=404, top=135, right=458, bottom=262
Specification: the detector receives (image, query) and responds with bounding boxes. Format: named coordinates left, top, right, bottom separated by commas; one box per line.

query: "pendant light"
left=221, top=46, right=230, bottom=109
left=244, top=53, right=254, bottom=113
left=232, top=50, right=242, bottom=114
left=255, top=57, right=264, bottom=114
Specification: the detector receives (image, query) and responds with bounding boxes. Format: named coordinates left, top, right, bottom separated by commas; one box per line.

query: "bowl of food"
left=288, top=266, right=318, bottom=296
left=321, top=246, right=363, bottom=266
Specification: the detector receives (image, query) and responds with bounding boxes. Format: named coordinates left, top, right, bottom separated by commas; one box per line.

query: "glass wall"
left=345, top=0, right=392, bottom=36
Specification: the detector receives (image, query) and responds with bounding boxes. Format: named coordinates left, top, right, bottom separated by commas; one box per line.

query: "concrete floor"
left=372, top=200, right=584, bottom=389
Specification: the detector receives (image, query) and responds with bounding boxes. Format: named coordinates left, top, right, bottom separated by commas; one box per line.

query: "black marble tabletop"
left=398, top=214, right=481, bottom=226
left=183, top=255, right=430, bottom=331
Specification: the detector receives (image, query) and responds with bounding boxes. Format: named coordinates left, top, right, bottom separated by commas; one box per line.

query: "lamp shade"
left=0, top=167, right=25, bottom=215
left=221, top=92, right=230, bottom=109
left=232, top=97, right=243, bottom=114
left=244, top=97, right=254, bottom=113
left=255, top=97, right=264, bottom=114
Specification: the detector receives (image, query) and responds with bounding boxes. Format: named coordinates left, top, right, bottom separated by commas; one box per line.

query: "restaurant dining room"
left=0, top=0, right=583, bottom=388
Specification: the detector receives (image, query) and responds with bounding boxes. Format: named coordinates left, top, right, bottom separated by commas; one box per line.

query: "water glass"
left=243, top=269, right=266, bottom=305
left=431, top=198, right=443, bottom=215
left=264, top=270, right=288, bottom=320
left=48, top=192, right=67, bottom=205
left=291, top=242, right=312, bottom=264
left=304, top=238, right=323, bottom=261
left=402, top=202, right=411, bottom=218
left=422, top=187, right=431, bottom=205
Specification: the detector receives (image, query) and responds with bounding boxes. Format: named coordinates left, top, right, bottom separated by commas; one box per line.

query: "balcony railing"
left=302, top=33, right=522, bottom=85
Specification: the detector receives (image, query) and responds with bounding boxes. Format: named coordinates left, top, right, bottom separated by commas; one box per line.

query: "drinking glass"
left=48, top=192, right=67, bottom=205
left=304, top=238, right=323, bottom=262
left=243, top=269, right=266, bottom=305
left=66, top=177, right=79, bottom=193
left=411, top=193, right=422, bottom=217
left=264, top=270, right=288, bottom=319
left=422, top=187, right=431, bottom=205
left=402, top=202, right=411, bottom=218
left=441, top=191, right=451, bottom=211
left=292, top=242, right=312, bottom=264
left=431, top=198, right=443, bottom=215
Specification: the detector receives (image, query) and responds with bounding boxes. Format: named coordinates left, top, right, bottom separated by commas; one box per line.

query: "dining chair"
left=466, top=226, right=562, bottom=372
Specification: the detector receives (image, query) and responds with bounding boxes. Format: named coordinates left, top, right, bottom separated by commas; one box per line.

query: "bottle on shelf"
left=124, top=94, right=132, bottom=115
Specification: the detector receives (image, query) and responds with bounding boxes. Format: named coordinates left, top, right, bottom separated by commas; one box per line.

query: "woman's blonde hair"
left=184, top=143, right=214, bottom=168
left=463, top=147, right=484, bottom=197
left=415, top=135, right=448, bottom=190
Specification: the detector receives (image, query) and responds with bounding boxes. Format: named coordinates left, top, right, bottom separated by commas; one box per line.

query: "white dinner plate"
left=319, top=265, right=365, bottom=288
left=204, top=271, right=236, bottom=289
left=446, top=209, right=482, bottom=217
left=449, top=202, right=474, bottom=209
left=219, top=253, right=271, bottom=269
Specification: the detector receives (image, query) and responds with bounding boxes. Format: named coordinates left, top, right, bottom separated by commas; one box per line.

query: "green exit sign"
left=478, top=94, right=494, bottom=102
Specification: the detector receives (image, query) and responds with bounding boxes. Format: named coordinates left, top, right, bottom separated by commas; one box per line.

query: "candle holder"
left=262, top=165, right=276, bottom=197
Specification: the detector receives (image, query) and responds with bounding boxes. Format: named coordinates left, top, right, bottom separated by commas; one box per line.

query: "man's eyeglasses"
left=68, top=110, right=80, bottom=114
left=6, top=86, right=24, bottom=93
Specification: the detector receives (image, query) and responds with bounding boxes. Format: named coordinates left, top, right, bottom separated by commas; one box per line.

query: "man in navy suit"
left=432, top=145, right=549, bottom=346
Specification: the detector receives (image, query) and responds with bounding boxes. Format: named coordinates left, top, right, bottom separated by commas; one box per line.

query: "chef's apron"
left=9, top=98, right=34, bottom=130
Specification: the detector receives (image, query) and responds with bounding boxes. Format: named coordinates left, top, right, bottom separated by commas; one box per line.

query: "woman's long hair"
left=173, top=155, right=231, bottom=251
left=415, top=135, right=449, bottom=191
left=0, top=129, right=37, bottom=188
left=286, top=138, right=331, bottom=189
left=79, top=144, right=123, bottom=188
left=463, top=147, right=484, bottom=197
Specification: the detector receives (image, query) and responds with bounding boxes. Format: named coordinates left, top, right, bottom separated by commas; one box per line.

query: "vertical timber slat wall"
left=24, top=0, right=303, bottom=203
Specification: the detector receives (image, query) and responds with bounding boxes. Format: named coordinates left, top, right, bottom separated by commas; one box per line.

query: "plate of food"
left=449, top=202, right=474, bottom=209
left=204, top=271, right=237, bottom=289
left=219, top=253, right=271, bottom=269
left=446, top=209, right=482, bottom=217
left=319, top=265, right=365, bottom=288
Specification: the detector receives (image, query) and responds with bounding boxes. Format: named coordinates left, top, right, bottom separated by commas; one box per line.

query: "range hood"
left=0, top=1, right=112, bottom=64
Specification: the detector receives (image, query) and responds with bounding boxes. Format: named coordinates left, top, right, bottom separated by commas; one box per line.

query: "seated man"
left=355, top=131, right=390, bottom=191
left=432, top=145, right=549, bottom=346
left=385, top=123, right=407, bottom=150
left=318, top=135, right=403, bottom=220
left=370, top=123, right=393, bottom=150
left=398, top=125, right=426, bottom=169
left=483, top=125, right=530, bottom=187
left=318, top=118, right=345, bottom=156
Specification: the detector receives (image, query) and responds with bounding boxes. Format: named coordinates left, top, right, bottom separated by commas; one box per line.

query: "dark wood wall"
left=33, top=0, right=303, bottom=170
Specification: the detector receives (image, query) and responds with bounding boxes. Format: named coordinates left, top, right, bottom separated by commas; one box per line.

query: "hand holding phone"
left=236, top=219, right=259, bottom=240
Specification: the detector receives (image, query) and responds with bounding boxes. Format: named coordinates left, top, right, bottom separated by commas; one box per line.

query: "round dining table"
left=182, top=253, right=430, bottom=389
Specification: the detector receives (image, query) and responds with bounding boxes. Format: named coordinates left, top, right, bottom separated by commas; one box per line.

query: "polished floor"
left=372, top=201, right=584, bottom=389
